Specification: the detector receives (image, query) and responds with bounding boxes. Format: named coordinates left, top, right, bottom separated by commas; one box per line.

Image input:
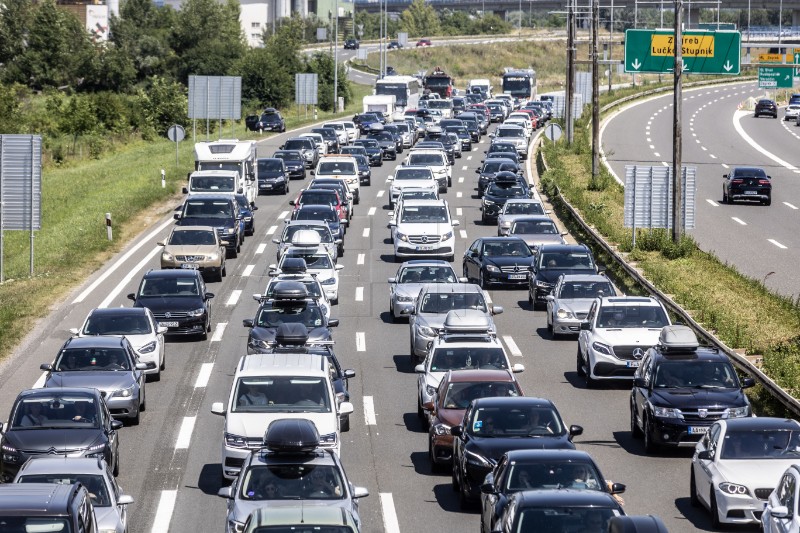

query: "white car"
left=270, top=232, right=343, bottom=303
left=785, top=104, right=800, bottom=121
left=388, top=166, right=437, bottom=208
left=491, top=125, right=529, bottom=159
left=341, top=121, right=359, bottom=142
left=391, top=199, right=459, bottom=262
left=403, top=149, right=451, bottom=193
left=576, top=296, right=671, bottom=387
left=763, top=463, right=800, bottom=533
left=70, top=307, right=166, bottom=380
left=692, top=418, right=800, bottom=527
left=323, top=122, right=350, bottom=146
left=298, top=133, right=327, bottom=156
left=496, top=199, right=547, bottom=236
left=314, top=156, right=360, bottom=204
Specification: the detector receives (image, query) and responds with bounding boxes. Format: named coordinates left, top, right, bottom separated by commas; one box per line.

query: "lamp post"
left=333, top=0, right=339, bottom=112
left=519, top=0, right=522, bottom=35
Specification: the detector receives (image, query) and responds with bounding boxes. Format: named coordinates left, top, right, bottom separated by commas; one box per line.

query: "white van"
left=194, top=140, right=258, bottom=205
left=183, top=170, right=242, bottom=196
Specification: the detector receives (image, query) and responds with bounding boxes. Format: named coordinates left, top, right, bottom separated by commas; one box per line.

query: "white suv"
left=492, top=125, right=529, bottom=159
left=403, top=149, right=451, bottom=193
left=391, top=199, right=459, bottom=262
left=211, top=352, right=354, bottom=480
left=577, top=296, right=671, bottom=387
left=313, top=156, right=360, bottom=204
left=388, top=166, right=437, bottom=208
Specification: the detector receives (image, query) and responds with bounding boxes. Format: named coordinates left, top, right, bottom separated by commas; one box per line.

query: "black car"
left=451, top=396, right=583, bottom=507
left=366, top=130, right=397, bottom=160
left=352, top=154, right=371, bottom=186
left=255, top=109, right=286, bottom=132
left=480, top=449, right=625, bottom=533
left=630, top=325, right=755, bottom=453
left=292, top=204, right=345, bottom=242
left=423, top=128, right=455, bottom=164
left=352, top=139, right=383, bottom=167
left=487, top=103, right=506, bottom=122
left=383, top=124, right=405, bottom=154
left=233, top=194, right=257, bottom=236
left=452, top=97, right=467, bottom=114
left=272, top=150, right=306, bottom=180
left=527, top=244, right=598, bottom=308
left=343, top=38, right=359, bottom=50
left=485, top=141, right=521, bottom=164
left=491, top=490, right=625, bottom=533
left=445, top=125, right=472, bottom=152
left=257, top=158, right=290, bottom=195
left=339, top=146, right=367, bottom=157
left=127, top=268, right=215, bottom=339
left=311, top=127, right=340, bottom=154
left=754, top=98, right=778, bottom=118
left=280, top=138, right=318, bottom=168
left=0, top=388, right=122, bottom=482
left=353, top=113, right=383, bottom=134
left=476, top=157, right=520, bottom=197
left=481, top=173, right=532, bottom=224
left=463, top=237, right=534, bottom=288
left=175, top=194, right=243, bottom=257
left=387, top=40, right=402, bottom=49
left=456, top=112, right=482, bottom=142
left=722, top=166, right=772, bottom=205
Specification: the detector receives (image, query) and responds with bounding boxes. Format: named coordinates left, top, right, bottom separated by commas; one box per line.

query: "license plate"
left=261, top=184, right=272, bottom=189
left=417, top=245, right=435, bottom=251
left=159, top=321, right=179, bottom=328
left=688, top=426, right=709, bottom=435
left=745, top=190, right=757, bottom=195
left=626, top=361, right=641, bottom=368
left=180, top=263, right=199, bottom=269
left=508, top=274, right=526, bottom=280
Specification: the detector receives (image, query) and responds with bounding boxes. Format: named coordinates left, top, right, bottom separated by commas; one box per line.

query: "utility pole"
left=672, top=0, right=684, bottom=243
left=333, top=0, right=339, bottom=112
left=379, top=0, right=384, bottom=77
left=566, top=0, right=576, bottom=144
left=591, top=0, right=600, bottom=177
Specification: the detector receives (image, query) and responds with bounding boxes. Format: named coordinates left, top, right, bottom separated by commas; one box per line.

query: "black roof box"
left=608, top=515, right=669, bottom=533
left=271, top=280, right=309, bottom=300
left=263, top=419, right=320, bottom=452
left=275, top=323, right=310, bottom=346
left=280, top=258, right=307, bottom=274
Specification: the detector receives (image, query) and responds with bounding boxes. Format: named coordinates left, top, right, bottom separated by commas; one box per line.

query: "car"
left=243, top=281, right=338, bottom=354
left=0, top=387, right=122, bottom=481
left=366, top=129, right=398, bottom=161
left=402, top=149, right=451, bottom=192
left=427, top=369, right=523, bottom=470
left=347, top=153, right=371, bottom=186
left=492, top=125, right=529, bottom=158
left=497, top=199, right=546, bottom=236
left=762, top=464, right=800, bottom=533
left=387, top=166, right=437, bottom=208
left=298, top=132, right=327, bottom=156
left=0, top=482, right=100, bottom=532
left=451, top=396, right=583, bottom=507
left=632, top=325, right=755, bottom=452
left=290, top=204, right=345, bottom=244
left=480, top=449, right=626, bottom=533
left=393, top=122, right=415, bottom=148
left=340, top=120, right=359, bottom=143
left=41, top=335, right=150, bottom=424
left=577, top=296, right=672, bottom=387
left=462, top=237, right=534, bottom=288
left=445, top=124, right=472, bottom=152
left=383, top=124, right=406, bottom=154
left=387, top=260, right=461, bottom=321
left=343, top=37, right=359, bottom=50
left=313, top=155, right=361, bottom=204
left=388, top=188, right=442, bottom=239
left=69, top=306, right=167, bottom=380
left=271, top=150, right=306, bottom=180
left=527, top=243, right=598, bottom=308
left=127, top=268, right=214, bottom=340
left=234, top=194, right=257, bottom=236
left=280, top=137, right=318, bottom=168
left=423, top=127, right=456, bottom=164
left=290, top=188, right=348, bottom=223
left=218, top=419, right=368, bottom=533
left=253, top=108, right=285, bottom=132
left=490, top=490, right=625, bottom=533
left=270, top=233, right=343, bottom=303
left=311, top=127, right=341, bottom=154
left=416, top=38, right=432, bottom=47
left=484, top=141, right=521, bottom=164
left=322, top=122, right=350, bottom=147
left=352, top=138, right=383, bottom=167
left=391, top=199, right=459, bottom=262
left=691, top=418, right=800, bottom=528
left=754, top=98, right=778, bottom=118
left=722, top=166, right=772, bottom=205
left=487, top=102, right=506, bottom=122
left=476, top=157, right=521, bottom=197
left=256, top=157, right=290, bottom=195
left=387, top=40, right=402, bottom=49
left=353, top=113, right=383, bottom=135
left=480, top=173, right=533, bottom=224
left=241, top=506, right=361, bottom=533
left=546, top=273, right=617, bottom=337
left=507, top=215, right=566, bottom=249
left=309, top=179, right=355, bottom=220
left=174, top=194, right=243, bottom=258
left=257, top=262, right=331, bottom=322
left=14, top=457, right=134, bottom=533
left=273, top=221, right=341, bottom=262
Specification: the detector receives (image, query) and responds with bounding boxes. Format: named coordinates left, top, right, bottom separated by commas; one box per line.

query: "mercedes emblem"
left=421, top=236, right=429, bottom=243
left=698, top=409, right=708, bottom=419
left=632, top=348, right=644, bottom=359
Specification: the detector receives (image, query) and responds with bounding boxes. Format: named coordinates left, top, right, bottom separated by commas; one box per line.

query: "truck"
left=423, top=68, right=454, bottom=98
left=467, top=78, right=493, bottom=98
left=501, top=68, right=537, bottom=102
left=363, top=94, right=396, bottom=121
left=193, top=140, right=258, bottom=205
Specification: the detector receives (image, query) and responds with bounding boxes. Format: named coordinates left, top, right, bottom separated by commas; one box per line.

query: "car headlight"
left=228, top=520, right=245, bottom=533
left=396, top=295, right=414, bottom=302
left=591, top=341, right=613, bottom=356
left=396, top=232, right=409, bottom=243
left=275, top=176, right=285, bottom=181
left=226, top=227, right=235, bottom=234
left=442, top=231, right=453, bottom=240
left=321, top=277, right=336, bottom=285
left=485, top=264, right=500, bottom=273
left=1, top=443, right=17, bottom=453
left=556, top=308, right=575, bottom=319
left=187, top=307, right=206, bottom=317
left=425, top=384, right=437, bottom=396
left=319, top=432, right=337, bottom=446
left=433, top=423, right=451, bottom=436
left=535, top=280, right=552, bottom=288
left=161, top=252, right=174, bottom=262
left=719, top=482, right=750, bottom=496
left=724, top=406, right=749, bottom=418
left=465, top=450, right=493, bottom=468
left=418, top=325, right=436, bottom=337
left=85, top=443, right=106, bottom=454
left=207, top=252, right=219, bottom=261
left=138, top=341, right=157, bottom=354
left=224, top=433, right=248, bottom=448
left=112, top=384, right=135, bottom=398
left=243, top=217, right=252, bottom=222
left=651, top=404, right=681, bottom=419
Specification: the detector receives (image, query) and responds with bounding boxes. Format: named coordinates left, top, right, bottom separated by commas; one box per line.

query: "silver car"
left=14, top=457, right=133, bottom=533
left=388, top=260, right=463, bottom=321
left=273, top=220, right=341, bottom=262
left=41, top=336, right=150, bottom=425
left=497, top=199, right=547, bottom=236
left=545, top=274, right=617, bottom=337
left=507, top=215, right=567, bottom=250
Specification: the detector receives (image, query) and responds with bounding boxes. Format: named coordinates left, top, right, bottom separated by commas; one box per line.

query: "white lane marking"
left=73, top=217, right=174, bottom=303
left=194, top=363, right=214, bottom=388
left=653, top=152, right=660, bottom=157
left=661, top=161, right=669, bottom=167
left=768, top=239, right=788, bottom=249
left=733, top=110, right=798, bottom=171
left=784, top=202, right=799, bottom=210
left=211, top=322, right=227, bottom=342
left=709, top=154, right=717, bottom=159
left=368, top=207, right=377, bottom=216
left=722, top=163, right=730, bottom=169
left=355, top=287, right=364, bottom=301
left=794, top=170, right=800, bottom=175
left=242, top=264, right=255, bottom=277
left=690, top=127, right=694, bottom=132
left=377, top=190, right=385, bottom=198
left=706, top=199, right=719, bottom=207
left=356, top=332, right=366, bottom=351
left=503, top=335, right=523, bottom=357
left=456, top=208, right=463, bottom=216
left=226, top=290, right=241, bottom=306
left=380, top=493, right=401, bottom=533
left=98, top=246, right=161, bottom=308
left=692, top=133, right=697, bottom=137
left=357, top=253, right=365, bottom=265
left=266, top=225, right=277, bottom=235
left=256, top=243, right=266, bottom=254
left=150, top=490, right=177, bottom=533
left=459, top=230, right=468, bottom=239
left=467, top=155, right=473, bottom=161
left=731, top=217, right=747, bottom=226
left=364, top=396, right=377, bottom=425
left=649, top=144, right=655, bottom=149
left=461, top=165, right=468, bottom=170
left=484, top=290, right=492, bottom=305
left=701, top=146, right=707, bottom=151
left=363, top=228, right=370, bottom=238
left=277, top=211, right=289, bottom=220
left=458, top=177, right=464, bottom=183
left=456, top=191, right=463, bottom=198
left=696, top=139, right=701, bottom=143
left=175, top=416, right=196, bottom=449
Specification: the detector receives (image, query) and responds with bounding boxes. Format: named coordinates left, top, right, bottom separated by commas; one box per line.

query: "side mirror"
left=156, top=326, right=168, bottom=334
left=568, top=424, right=584, bottom=438
left=251, top=205, right=258, bottom=211
left=310, top=170, right=315, bottom=175
left=272, top=238, right=280, bottom=244
left=491, top=306, right=504, bottom=315
left=512, top=363, right=525, bottom=373
left=220, top=240, right=229, bottom=246
left=742, top=377, right=755, bottom=388
left=69, top=328, right=80, bottom=335
left=335, top=264, right=345, bottom=271
left=117, top=494, right=134, bottom=505
left=157, top=241, right=166, bottom=247
left=352, top=486, right=369, bottom=499
left=387, top=277, right=397, bottom=284
left=480, top=482, right=497, bottom=495
left=452, top=220, right=460, bottom=227
left=414, top=364, right=425, bottom=374
left=237, top=188, right=244, bottom=194
left=609, top=483, right=626, bottom=495
left=181, top=187, right=188, bottom=194
left=135, top=362, right=150, bottom=371
left=243, top=319, right=254, bottom=328
left=128, top=293, right=137, bottom=301
left=770, top=506, right=791, bottom=519
left=722, top=174, right=728, bottom=179
left=450, top=426, right=463, bottom=437
left=338, top=402, right=354, bottom=416
left=173, top=213, right=181, bottom=220
left=40, top=363, right=53, bottom=371
left=210, top=402, right=226, bottom=415
left=458, top=277, right=468, bottom=283
left=289, top=200, right=295, bottom=205
left=217, top=486, right=233, bottom=499
left=328, top=319, right=340, bottom=327
left=475, top=169, right=481, bottom=174
left=204, top=292, right=215, bottom=300
left=544, top=295, right=554, bottom=302
left=110, top=420, right=124, bottom=430
left=580, top=321, right=591, bottom=330
left=697, top=450, right=713, bottom=461
left=343, top=369, right=356, bottom=379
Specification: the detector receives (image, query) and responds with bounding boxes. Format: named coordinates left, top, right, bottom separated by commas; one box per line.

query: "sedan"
left=257, top=157, right=290, bottom=195
left=754, top=99, right=778, bottom=118
left=462, top=237, right=534, bottom=288
left=545, top=274, right=617, bottom=337
left=491, top=490, right=624, bottom=533
left=722, top=166, right=772, bottom=205
left=271, top=150, right=306, bottom=180
left=507, top=215, right=567, bottom=250
left=352, top=139, right=383, bottom=166
left=387, top=260, right=460, bottom=321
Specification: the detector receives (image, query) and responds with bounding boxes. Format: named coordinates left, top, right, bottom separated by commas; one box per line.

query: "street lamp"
left=519, top=0, right=522, bottom=35
left=333, top=0, right=339, bottom=112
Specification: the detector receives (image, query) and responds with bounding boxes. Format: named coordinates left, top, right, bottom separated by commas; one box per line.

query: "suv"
left=255, top=108, right=286, bottom=132
left=158, top=225, right=228, bottom=281
left=0, top=483, right=98, bottom=532
left=577, top=296, right=672, bottom=387
left=492, top=125, right=529, bottom=159
left=256, top=158, right=289, bottom=195
left=402, top=150, right=451, bottom=192
left=343, top=38, right=359, bottom=50
left=497, top=199, right=546, bottom=236
left=313, top=156, right=361, bottom=204
left=754, top=99, right=778, bottom=118
left=722, top=166, right=772, bottom=206
left=280, top=138, right=318, bottom=168
left=174, top=194, right=243, bottom=258
left=480, top=173, right=533, bottom=224
left=527, top=244, right=598, bottom=308
left=630, top=325, right=755, bottom=452
left=391, top=199, right=460, bottom=262
left=271, top=232, right=343, bottom=303
left=273, top=221, right=341, bottom=262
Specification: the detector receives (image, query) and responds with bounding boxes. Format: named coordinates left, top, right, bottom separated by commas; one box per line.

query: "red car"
left=416, top=38, right=432, bottom=47
left=289, top=189, right=348, bottom=222
left=516, top=108, right=539, bottom=129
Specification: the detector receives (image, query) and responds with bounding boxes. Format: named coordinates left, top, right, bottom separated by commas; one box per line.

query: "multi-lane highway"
left=0, top=110, right=738, bottom=532
left=602, top=81, right=800, bottom=300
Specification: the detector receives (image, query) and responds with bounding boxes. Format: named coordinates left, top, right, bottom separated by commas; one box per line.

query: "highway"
left=602, top=81, right=800, bottom=301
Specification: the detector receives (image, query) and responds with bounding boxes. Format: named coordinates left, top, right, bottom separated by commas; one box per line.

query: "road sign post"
left=624, top=29, right=741, bottom=75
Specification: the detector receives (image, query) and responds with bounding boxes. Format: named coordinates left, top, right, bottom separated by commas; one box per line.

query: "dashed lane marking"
left=175, top=416, right=196, bottom=449
left=242, top=264, right=255, bottom=277
left=355, top=287, right=364, bottom=301
left=503, top=335, right=523, bottom=357
left=368, top=207, right=377, bottom=216
left=363, top=228, right=370, bottom=238
left=194, top=363, right=214, bottom=388
left=357, top=254, right=365, bottom=265
left=653, top=152, right=660, bottom=157
left=706, top=199, right=719, bottom=207
left=266, top=225, right=278, bottom=236
left=457, top=192, right=463, bottom=198
left=211, top=322, right=227, bottom=342
left=731, top=217, right=746, bottom=226
left=150, top=490, right=177, bottom=533
left=364, top=396, right=377, bottom=425
left=456, top=208, right=463, bottom=216
left=256, top=243, right=266, bottom=254
left=380, top=493, right=401, bottom=533
left=356, top=332, right=366, bottom=351
left=458, top=177, right=464, bottom=183
left=460, top=230, right=468, bottom=239
left=277, top=211, right=289, bottom=220
left=768, top=239, right=787, bottom=249
left=784, top=202, right=798, bottom=210
left=226, top=290, right=241, bottom=306
left=377, top=190, right=385, bottom=197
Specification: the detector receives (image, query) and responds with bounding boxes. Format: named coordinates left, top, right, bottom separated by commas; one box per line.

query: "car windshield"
left=401, top=191, right=438, bottom=201
left=497, top=128, right=524, bottom=138
left=232, top=377, right=331, bottom=413
left=395, top=169, right=433, bottom=180
left=511, top=220, right=558, bottom=235
left=261, top=113, right=281, bottom=123
left=721, top=429, right=800, bottom=459
left=239, top=464, right=344, bottom=501
left=184, top=200, right=232, bottom=218
left=470, top=406, right=565, bottom=437
left=487, top=184, right=526, bottom=198
left=317, top=162, right=355, bottom=175
left=355, top=140, right=379, bottom=148
left=483, top=161, right=517, bottom=173
left=419, top=292, right=487, bottom=314
left=558, top=281, right=614, bottom=299
left=504, top=202, right=544, bottom=215
left=369, top=132, right=394, bottom=142
left=12, top=396, right=100, bottom=429
left=273, top=153, right=302, bottom=163
left=266, top=280, right=322, bottom=300
left=83, top=313, right=151, bottom=335
left=295, top=208, right=336, bottom=223
left=284, top=253, right=333, bottom=270
left=399, top=266, right=456, bottom=283
left=482, top=241, right=532, bottom=257
left=300, top=191, right=337, bottom=205
left=653, top=361, right=740, bottom=389
left=399, top=205, right=448, bottom=223
left=408, top=154, right=445, bottom=166
left=190, top=176, right=235, bottom=192
left=539, top=252, right=595, bottom=270
left=168, top=229, right=217, bottom=246
left=732, top=168, right=768, bottom=179
left=505, top=462, right=602, bottom=492
left=442, top=381, right=519, bottom=409
left=255, top=304, right=324, bottom=328
left=18, top=474, right=111, bottom=506
left=54, top=347, right=130, bottom=371
left=0, top=518, right=73, bottom=533
left=283, top=140, right=310, bottom=151
left=283, top=226, right=332, bottom=244
left=515, top=507, right=617, bottom=532
left=430, top=348, right=508, bottom=371
left=139, top=277, right=200, bottom=297
left=597, top=304, right=669, bottom=329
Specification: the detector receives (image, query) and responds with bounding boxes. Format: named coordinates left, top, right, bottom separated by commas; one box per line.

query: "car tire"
left=459, top=479, right=471, bottom=510
left=160, top=354, right=166, bottom=371
left=547, top=315, right=553, bottom=334
left=690, top=468, right=700, bottom=507
left=479, top=271, right=487, bottom=290
left=112, top=453, right=120, bottom=477
left=221, top=262, right=227, bottom=278
left=446, top=254, right=455, bottom=262
left=452, top=463, right=460, bottom=491
left=341, top=415, right=350, bottom=432
left=576, top=348, right=586, bottom=377
left=390, top=306, right=398, bottom=323
left=462, top=265, right=471, bottom=283
left=284, top=183, right=290, bottom=195
left=584, top=365, right=596, bottom=389
left=131, top=409, right=140, bottom=426
left=150, top=369, right=161, bottom=382
left=721, top=189, right=728, bottom=204
left=236, top=239, right=241, bottom=254
left=764, top=197, right=772, bottom=206
left=481, top=212, right=488, bottom=225
left=630, top=401, right=642, bottom=438
left=710, top=490, right=722, bottom=528
left=214, top=266, right=223, bottom=283
left=643, top=414, right=658, bottom=453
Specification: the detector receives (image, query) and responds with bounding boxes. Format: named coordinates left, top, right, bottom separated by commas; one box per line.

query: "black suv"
left=630, top=325, right=755, bottom=453
left=753, top=99, right=777, bottom=118
left=476, top=158, right=520, bottom=197
left=256, top=109, right=286, bottom=132
left=257, top=158, right=289, bottom=195
left=272, top=150, right=306, bottom=180
left=722, top=166, right=772, bottom=206
left=343, top=38, right=359, bottom=50
left=481, top=172, right=532, bottom=224
left=527, top=244, right=598, bottom=308
left=175, top=194, right=244, bottom=257
left=0, top=482, right=98, bottom=530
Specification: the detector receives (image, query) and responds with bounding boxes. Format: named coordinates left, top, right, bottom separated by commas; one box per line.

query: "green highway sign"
left=759, top=67, right=793, bottom=89
left=624, top=29, right=741, bottom=75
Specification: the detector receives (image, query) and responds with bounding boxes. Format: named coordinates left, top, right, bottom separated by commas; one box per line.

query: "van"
left=194, top=140, right=258, bottom=205
left=0, top=482, right=98, bottom=532
left=183, top=170, right=242, bottom=196
left=175, top=194, right=244, bottom=257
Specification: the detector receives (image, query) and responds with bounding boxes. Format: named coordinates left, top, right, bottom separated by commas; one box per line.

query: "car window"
left=539, top=252, right=595, bottom=270
left=398, top=266, right=456, bottom=283
left=506, top=462, right=602, bottom=492
left=653, top=361, right=739, bottom=389
left=239, top=464, right=344, bottom=501
left=140, top=277, right=200, bottom=297
left=395, top=168, right=433, bottom=180
left=559, top=281, right=614, bottom=299
left=442, top=381, right=518, bottom=408
left=419, top=292, right=487, bottom=314
left=482, top=241, right=531, bottom=257
left=399, top=205, right=448, bottom=223
left=12, top=396, right=100, bottom=429
left=84, top=313, right=151, bottom=335
left=283, top=226, right=332, bottom=244
left=469, top=406, right=564, bottom=437
left=596, top=305, right=669, bottom=329
left=317, top=162, right=355, bottom=174
left=284, top=253, right=333, bottom=270
left=256, top=304, right=324, bottom=328
left=55, top=347, right=131, bottom=371
left=408, top=154, right=445, bottom=166
left=18, top=474, right=111, bottom=506
left=169, top=229, right=217, bottom=246
left=721, top=429, right=800, bottom=459
left=295, top=208, right=336, bottom=223
left=431, top=348, right=507, bottom=372
left=511, top=220, right=556, bottom=234
left=184, top=200, right=233, bottom=218
left=232, top=377, right=331, bottom=413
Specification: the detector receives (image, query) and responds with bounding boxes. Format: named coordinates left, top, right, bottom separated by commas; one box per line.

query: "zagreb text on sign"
left=650, top=35, right=714, bottom=57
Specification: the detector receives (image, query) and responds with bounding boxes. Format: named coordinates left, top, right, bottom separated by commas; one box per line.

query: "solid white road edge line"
left=733, top=110, right=798, bottom=171
left=363, top=396, right=377, bottom=425
left=194, top=363, right=214, bottom=388
left=175, top=416, right=196, bottom=449
left=380, top=493, right=401, bottom=533
left=150, top=490, right=177, bottom=533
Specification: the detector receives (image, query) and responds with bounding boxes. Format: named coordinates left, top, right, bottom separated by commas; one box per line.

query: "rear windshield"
left=419, top=292, right=487, bottom=314
left=408, top=153, right=445, bottom=166
left=317, top=162, right=356, bottom=174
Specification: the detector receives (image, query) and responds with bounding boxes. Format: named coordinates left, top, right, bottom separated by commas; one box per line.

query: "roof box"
left=263, top=419, right=320, bottom=453
left=275, top=323, right=310, bottom=346
left=280, top=257, right=307, bottom=274
left=659, top=325, right=699, bottom=351
left=271, top=280, right=309, bottom=300
left=608, top=515, right=669, bottom=533
left=291, top=230, right=322, bottom=247
left=368, top=123, right=385, bottom=132
left=441, top=310, right=492, bottom=334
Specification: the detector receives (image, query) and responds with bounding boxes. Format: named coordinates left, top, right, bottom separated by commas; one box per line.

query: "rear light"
left=758, top=179, right=771, bottom=185
left=731, top=179, right=743, bottom=185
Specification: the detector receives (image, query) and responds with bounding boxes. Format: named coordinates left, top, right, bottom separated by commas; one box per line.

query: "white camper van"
left=194, top=140, right=258, bottom=205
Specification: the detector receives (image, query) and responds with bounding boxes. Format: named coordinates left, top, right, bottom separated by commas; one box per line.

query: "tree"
left=304, top=52, right=351, bottom=112
left=109, top=0, right=176, bottom=84
left=400, top=0, right=440, bottom=37
left=236, top=48, right=291, bottom=109
left=0, top=0, right=34, bottom=68
left=135, top=76, right=188, bottom=138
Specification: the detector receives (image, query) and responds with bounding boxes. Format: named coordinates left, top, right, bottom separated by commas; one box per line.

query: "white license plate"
left=159, top=321, right=179, bottom=328
left=688, top=426, right=709, bottom=435
left=417, top=245, right=435, bottom=251
left=626, top=361, right=641, bottom=368
left=508, top=274, right=526, bottom=280
left=180, top=263, right=199, bottom=269
left=261, top=184, right=272, bottom=189
left=745, top=190, right=757, bottom=195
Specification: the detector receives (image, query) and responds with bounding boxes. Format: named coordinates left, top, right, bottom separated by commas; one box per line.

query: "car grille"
left=680, top=408, right=727, bottom=422
left=176, top=255, right=205, bottom=262
left=613, top=345, right=654, bottom=361
left=408, top=235, right=442, bottom=244
left=575, top=312, right=588, bottom=320
left=499, top=265, right=526, bottom=273
left=245, top=437, right=263, bottom=450
left=153, top=311, right=190, bottom=319
left=23, top=447, right=85, bottom=456
left=755, top=488, right=773, bottom=500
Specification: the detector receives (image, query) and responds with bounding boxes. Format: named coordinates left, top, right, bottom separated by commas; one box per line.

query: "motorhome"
left=194, top=140, right=258, bottom=205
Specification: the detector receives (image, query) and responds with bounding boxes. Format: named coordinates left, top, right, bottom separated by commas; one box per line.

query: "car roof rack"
left=270, top=281, right=310, bottom=301
left=261, top=419, right=320, bottom=454
left=658, top=325, right=700, bottom=353
left=280, top=257, right=307, bottom=274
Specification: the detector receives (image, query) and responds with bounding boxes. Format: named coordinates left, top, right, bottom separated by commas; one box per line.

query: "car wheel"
left=481, top=212, right=488, bottom=225
left=643, top=415, right=658, bottom=453
left=690, top=468, right=700, bottom=507
left=584, top=364, right=596, bottom=389
left=390, top=305, right=398, bottom=323
left=222, top=262, right=227, bottom=277
left=710, top=490, right=722, bottom=528
left=576, top=348, right=586, bottom=377
left=214, top=266, right=223, bottom=283
left=150, top=369, right=161, bottom=382
left=547, top=315, right=553, bottom=334
left=446, top=254, right=455, bottom=262
left=341, top=415, right=350, bottom=432
left=160, top=353, right=166, bottom=371
left=459, top=478, right=471, bottom=510
left=764, top=197, right=772, bottom=206
left=528, top=288, right=533, bottom=304
left=479, top=271, right=487, bottom=290
left=721, top=189, right=728, bottom=204
left=630, top=400, right=642, bottom=438
left=284, top=183, right=290, bottom=195
left=754, top=113, right=759, bottom=118
left=236, top=239, right=241, bottom=253
left=462, top=265, right=470, bottom=282
left=131, top=409, right=140, bottom=426
left=452, top=462, right=460, bottom=491
left=112, top=452, right=120, bottom=477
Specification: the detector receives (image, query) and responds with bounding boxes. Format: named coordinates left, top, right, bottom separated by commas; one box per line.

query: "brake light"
left=758, top=179, right=771, bottom=185
left=731, top=179, right=743, bottom=185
